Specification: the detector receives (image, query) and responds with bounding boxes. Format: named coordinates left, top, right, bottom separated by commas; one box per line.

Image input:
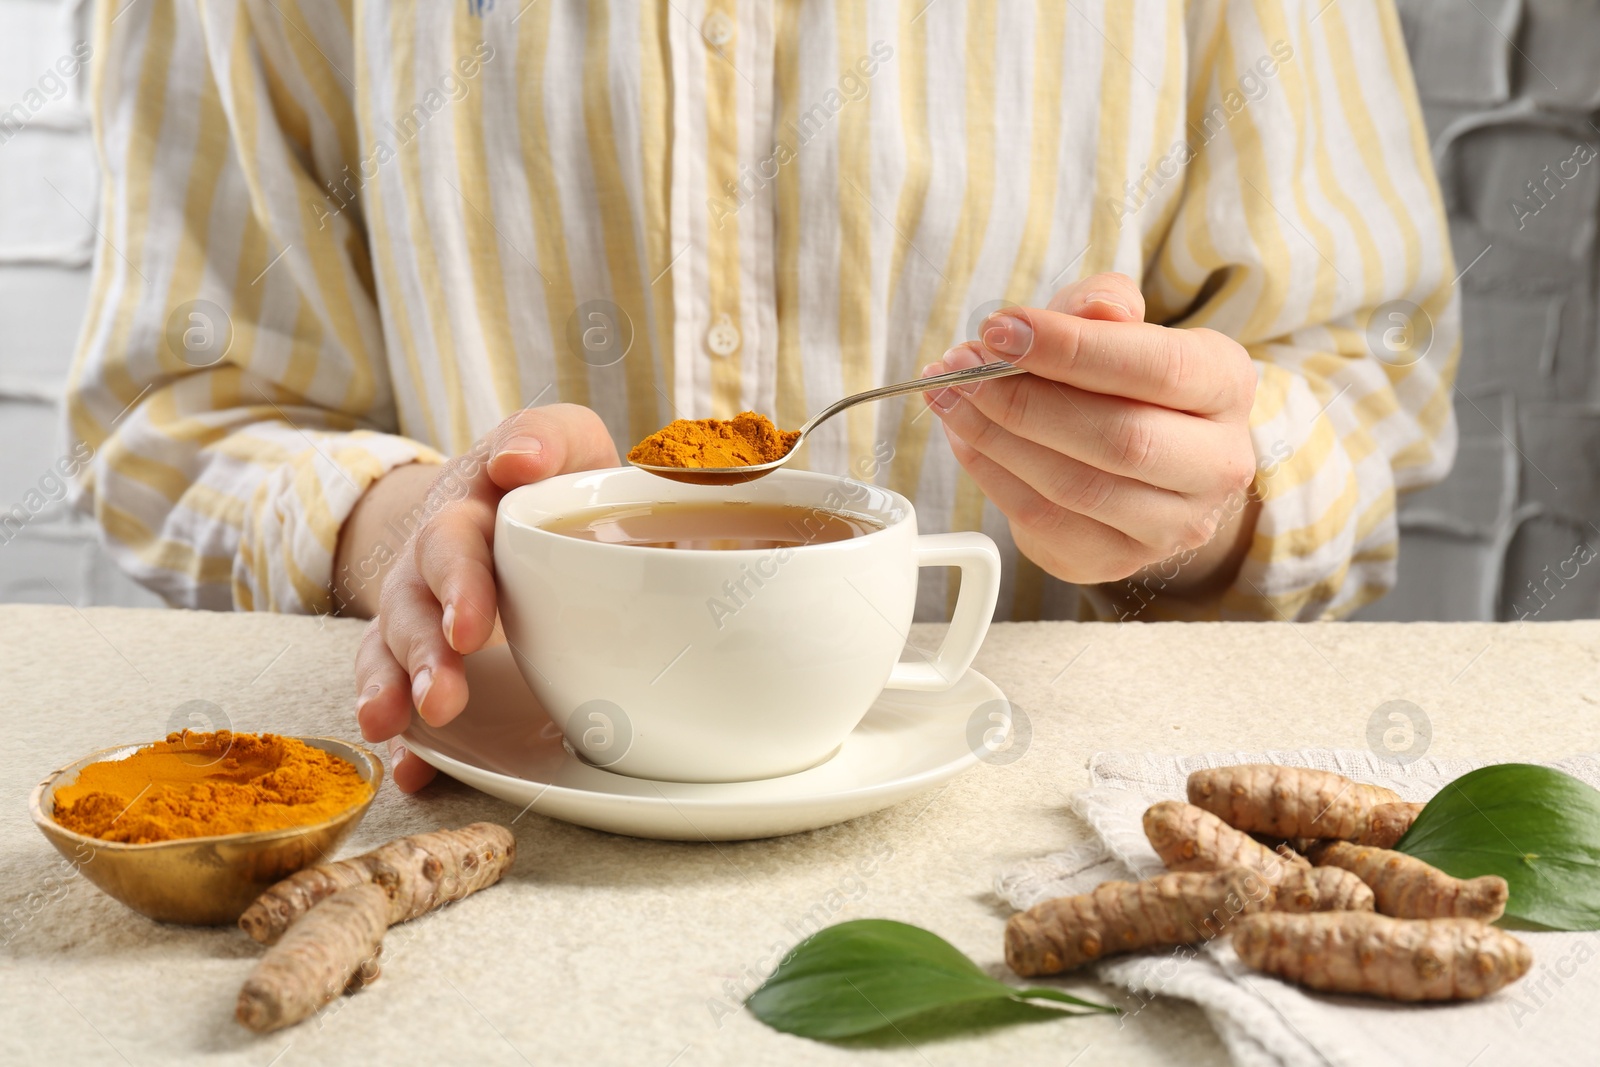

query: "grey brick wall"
left=0, top=0, right=160, bottom=607
left=1354, top=0, right=1600, bottom=621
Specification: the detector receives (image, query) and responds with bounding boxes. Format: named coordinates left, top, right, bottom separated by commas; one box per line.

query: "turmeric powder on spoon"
left=52, top=731, right=371, bottom=844
left=628, top=410, right=799, bottom=469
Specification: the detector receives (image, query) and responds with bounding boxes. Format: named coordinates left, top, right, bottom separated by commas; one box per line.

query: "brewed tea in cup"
left=494, top=468, right=1000, bottom=783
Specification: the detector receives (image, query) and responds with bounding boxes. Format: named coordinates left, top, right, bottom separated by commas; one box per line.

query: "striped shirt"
left=66, top=0, right=1460, bottom=622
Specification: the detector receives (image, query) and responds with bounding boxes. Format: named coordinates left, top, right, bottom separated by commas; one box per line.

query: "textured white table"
left=3, top=606, right=1596, bottom=1066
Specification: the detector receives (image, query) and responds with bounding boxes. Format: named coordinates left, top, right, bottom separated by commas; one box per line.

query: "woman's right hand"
left=348, top=404, right=618, bottom=791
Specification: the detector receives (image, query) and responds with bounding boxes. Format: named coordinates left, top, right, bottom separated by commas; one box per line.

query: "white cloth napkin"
left=994, top=750, right=1600, bottom=1067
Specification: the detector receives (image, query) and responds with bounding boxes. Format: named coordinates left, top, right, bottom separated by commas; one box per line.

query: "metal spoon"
left=630, top=359, right=1026, bottom=485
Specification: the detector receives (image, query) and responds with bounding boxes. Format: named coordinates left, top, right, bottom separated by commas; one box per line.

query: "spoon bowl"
left=633, top=463, right=787, bottom=486
left=630, top=359, right=1025, bottom=484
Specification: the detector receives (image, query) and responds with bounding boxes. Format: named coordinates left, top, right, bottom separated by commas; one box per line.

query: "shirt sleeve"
left=66, top=0, right=443, bottom=613
left=1094, top=0, right=1461, bottom=621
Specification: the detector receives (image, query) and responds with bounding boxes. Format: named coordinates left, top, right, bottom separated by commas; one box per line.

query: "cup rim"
left=497, top=467, right=915, bottom=555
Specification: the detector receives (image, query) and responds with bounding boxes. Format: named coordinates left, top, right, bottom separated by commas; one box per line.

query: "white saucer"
left=401, top=644, right=1002, bottom=841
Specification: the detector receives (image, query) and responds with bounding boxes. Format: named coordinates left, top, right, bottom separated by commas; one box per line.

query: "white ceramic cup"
left=494, top=467, right=1001, bottom=783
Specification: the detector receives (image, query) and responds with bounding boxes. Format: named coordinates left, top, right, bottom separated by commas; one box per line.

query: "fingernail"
left=441, top=603, right=457, bottom=649
left=922, top=361, right=959, bottom=412
left=388, top=738, right=408, bottom=764
left=411, top=667, right=433, bottom=715
left=356, top=683, right=381, bottom=714
left=1083, top=292, right=1132, bottom=318
left=500, top=436, right=543, bottom=457
left=940, top=346, right=987, bottom=396
left=982, top=313, right=1033, bottom=357
left=941, top=345, right=983, bottom=371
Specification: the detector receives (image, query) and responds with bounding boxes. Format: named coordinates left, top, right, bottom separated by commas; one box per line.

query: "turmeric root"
left=1144, top=801, right=1308, bottom=880
left=236, top=884, right=389, bottom=1032
left=1307, top=840, right=1508, bottom=921
left=1006, top=869, right=1273, bottom=977
left=1275, top=802, right=1422, bottom=855
left=1276, top=804, right=1422, bottom=852
left=1188, top=765, right=1402, bottom=840
left=239, top=823, right=515, bottom=944
left=1358, top=802, right=1425, bottom=848
left=344, top=947, right=382, bottom=993
left=1233, top=912, right=1532, bottom=1001
left=1273, top=867, right=1374, bottom=914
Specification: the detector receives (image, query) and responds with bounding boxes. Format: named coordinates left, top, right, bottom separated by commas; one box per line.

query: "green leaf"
left=745, top=919, right=1116, bottom=1040
left=1396, top=763, right=1600, bottom=930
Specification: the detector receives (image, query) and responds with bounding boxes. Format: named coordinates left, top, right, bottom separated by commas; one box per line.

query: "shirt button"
left=706, top=313, right=741, bottom=356
left=702, top=11, right=734, bottom=47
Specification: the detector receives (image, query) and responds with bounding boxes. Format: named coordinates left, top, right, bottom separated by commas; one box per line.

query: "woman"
left=68, top=0, right=1458, bottom=789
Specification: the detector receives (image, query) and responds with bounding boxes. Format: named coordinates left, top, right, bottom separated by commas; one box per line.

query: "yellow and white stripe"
left=67, top=0, right=1459, bottom=621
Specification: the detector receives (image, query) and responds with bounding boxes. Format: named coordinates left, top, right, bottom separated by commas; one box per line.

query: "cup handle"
left=884, top=532, right=1002, bottom=691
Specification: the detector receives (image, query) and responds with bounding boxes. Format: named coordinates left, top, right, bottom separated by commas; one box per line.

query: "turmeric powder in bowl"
left=51, top=731, right=373, bottom=844
left=628, top=411, right=800, bottom=469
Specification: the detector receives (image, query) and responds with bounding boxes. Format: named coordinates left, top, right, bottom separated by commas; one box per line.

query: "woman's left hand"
left=922, top=272, right=1260, bottom=596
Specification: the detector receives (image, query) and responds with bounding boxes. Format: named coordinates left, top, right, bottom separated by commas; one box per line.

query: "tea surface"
left=539, top=501, right=883, bottom=550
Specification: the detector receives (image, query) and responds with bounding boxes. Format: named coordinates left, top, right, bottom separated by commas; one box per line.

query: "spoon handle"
left=799, top=360, right=1026, bottom=435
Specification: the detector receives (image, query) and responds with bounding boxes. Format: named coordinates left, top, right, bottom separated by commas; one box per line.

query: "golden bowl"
left=29, top=736, right=382, bottom=926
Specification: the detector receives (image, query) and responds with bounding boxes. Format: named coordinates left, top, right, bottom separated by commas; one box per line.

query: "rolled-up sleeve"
left=67, top=0, right=441, bottom=613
